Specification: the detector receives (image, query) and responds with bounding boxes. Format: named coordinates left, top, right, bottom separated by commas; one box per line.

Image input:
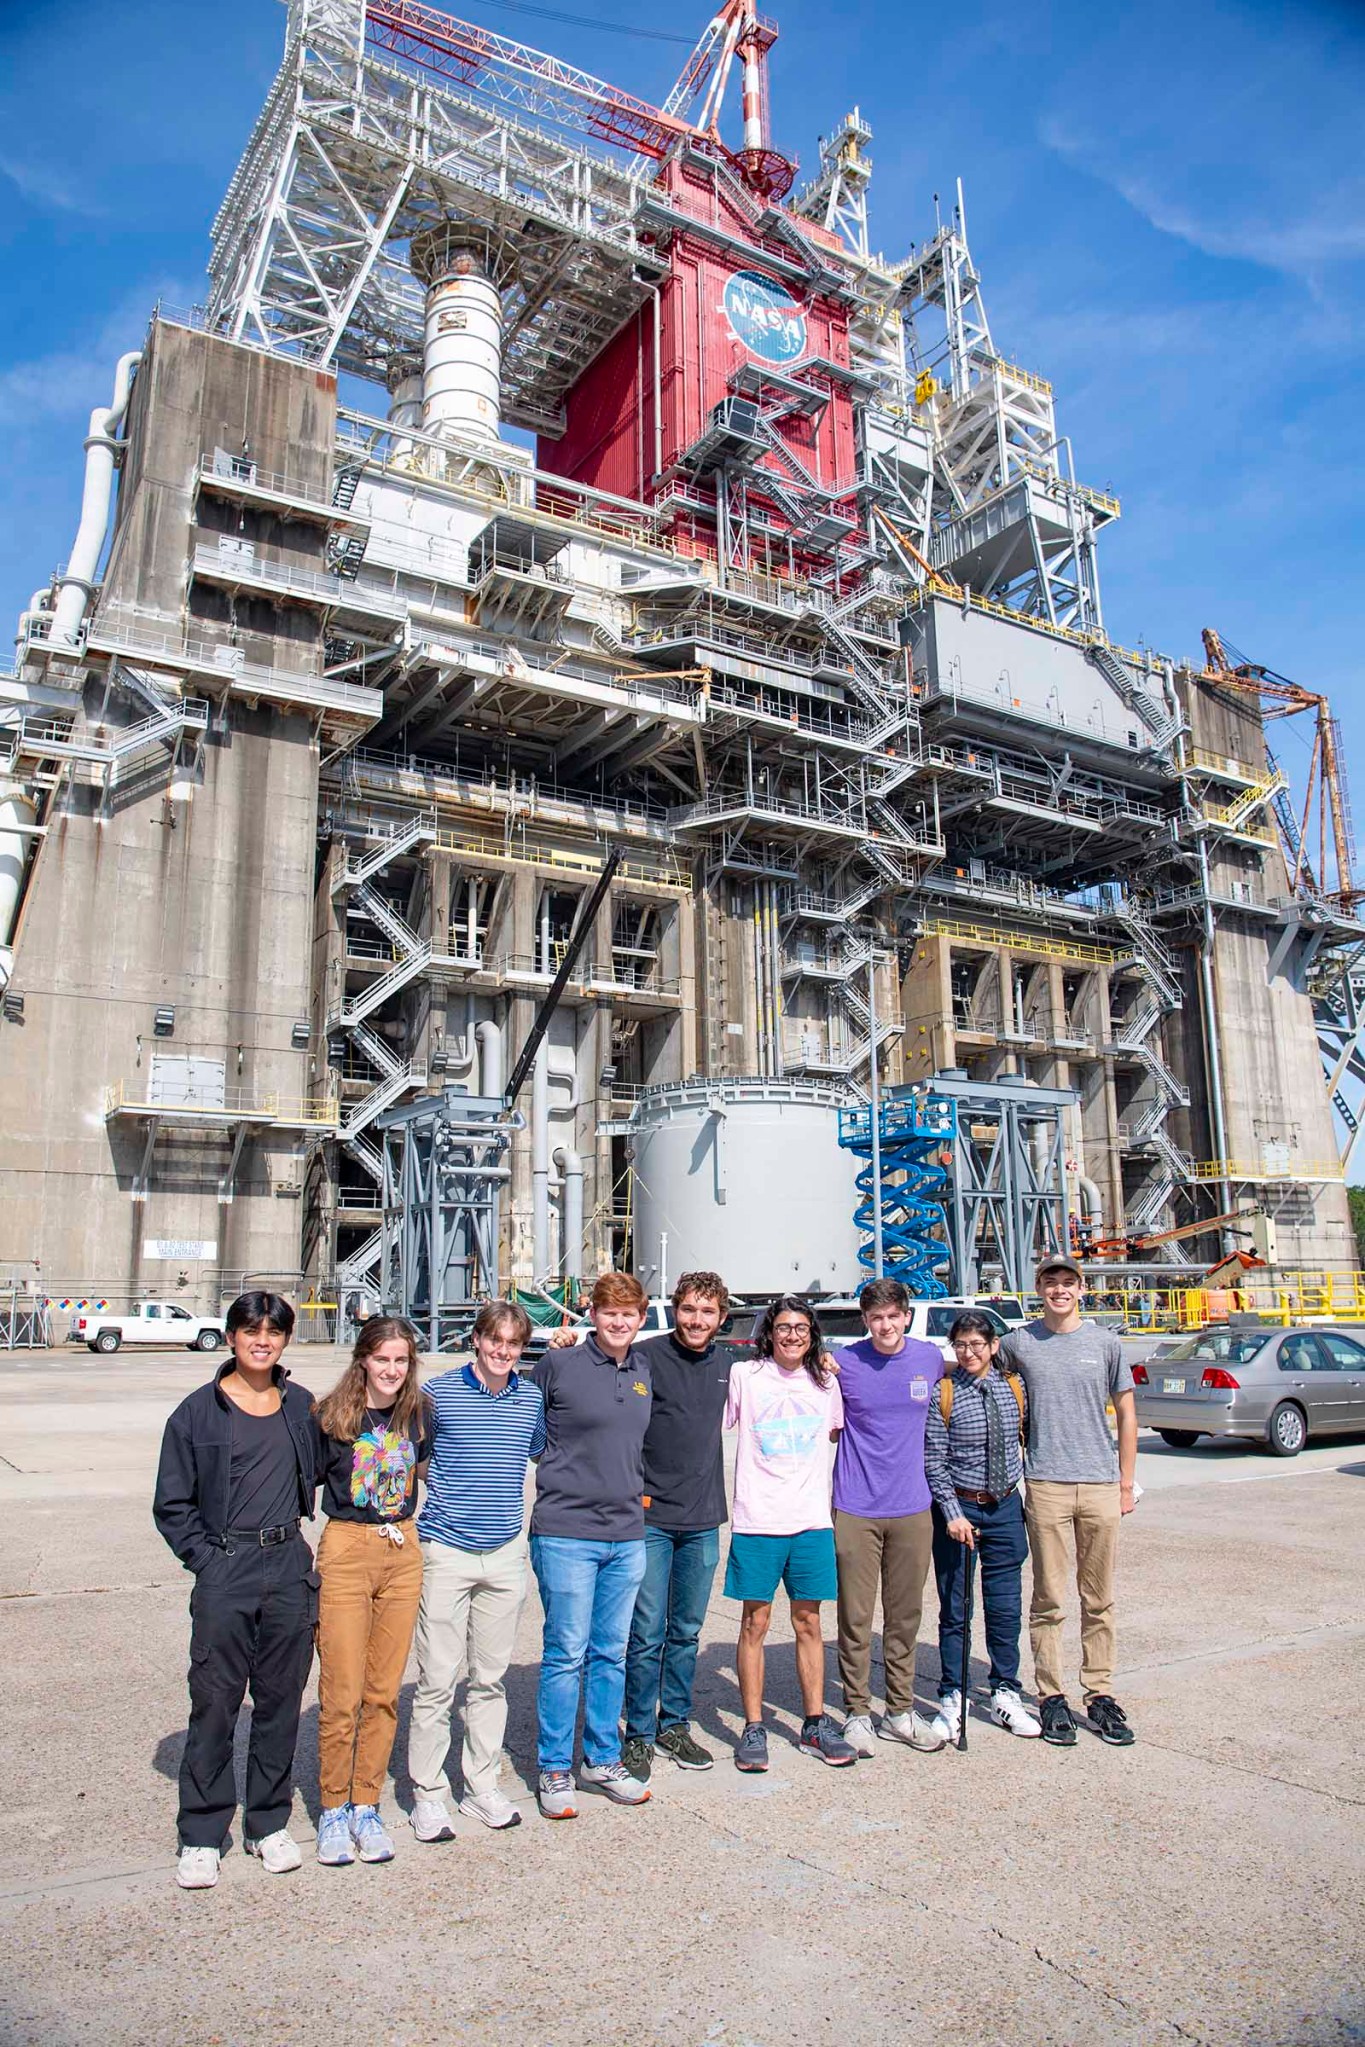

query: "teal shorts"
left=723, top=1527, right=838, bottom=1604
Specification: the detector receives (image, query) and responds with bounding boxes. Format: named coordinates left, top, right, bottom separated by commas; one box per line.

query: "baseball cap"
left=1035, top=1254, right=1084, bottom=1284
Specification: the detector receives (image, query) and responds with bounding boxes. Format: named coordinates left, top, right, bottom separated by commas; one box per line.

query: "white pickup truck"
left=74, top=1300, right=226, bottom=1354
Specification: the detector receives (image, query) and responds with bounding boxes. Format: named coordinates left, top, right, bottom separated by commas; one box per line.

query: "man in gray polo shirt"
left=999, top=1256, right=1138, bottom=1748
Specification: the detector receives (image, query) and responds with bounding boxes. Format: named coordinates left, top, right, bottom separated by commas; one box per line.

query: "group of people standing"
left=153, top=1253, right=1138, bottom=1889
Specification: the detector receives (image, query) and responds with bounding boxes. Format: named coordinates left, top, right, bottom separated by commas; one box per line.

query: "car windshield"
left=926, top=1306, right=1006, bottom=1337
left=1163, top=1331, right=1270, bottom=1365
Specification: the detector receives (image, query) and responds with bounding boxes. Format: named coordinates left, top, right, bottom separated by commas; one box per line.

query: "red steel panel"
left=541, top=174, right=858, bottom=534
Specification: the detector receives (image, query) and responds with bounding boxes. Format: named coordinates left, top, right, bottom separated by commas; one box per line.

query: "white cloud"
left=0, top=280, right=201, bottom=427
left=0, top=151, right=101, bottom=216
left=1038, top=117, right=1365, bottom=282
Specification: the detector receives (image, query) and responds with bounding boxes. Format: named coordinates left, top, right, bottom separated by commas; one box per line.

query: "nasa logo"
left=722, top=269, right=808, bottom=365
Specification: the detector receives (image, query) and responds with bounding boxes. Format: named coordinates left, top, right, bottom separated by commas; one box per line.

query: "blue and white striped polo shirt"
left=417, top=1363, right=547, bottom=1552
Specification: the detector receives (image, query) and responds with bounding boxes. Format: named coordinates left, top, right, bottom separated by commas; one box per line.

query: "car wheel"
left=1158, top=1428, right=1201, bottom=1449
left=1266, top=1401, right=1307, bottom=1457
left=94, top=1330, right=121, bottom=1354
left=194, top=1329, right=221, bottom=1351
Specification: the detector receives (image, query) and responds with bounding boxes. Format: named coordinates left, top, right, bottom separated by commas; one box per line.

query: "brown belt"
left=955, top=1485, right=1016, bottom=1506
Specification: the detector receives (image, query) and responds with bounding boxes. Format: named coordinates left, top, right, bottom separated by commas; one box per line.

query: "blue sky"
left=2, top=0, right=1361, bottom=816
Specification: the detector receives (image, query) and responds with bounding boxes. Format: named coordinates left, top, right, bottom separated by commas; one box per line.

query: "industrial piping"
left=532, top=1039, right=550, bottom=1277
left=554, top=1143, right=584, bottom=1283
left=50, top=351, right=142, bottom=649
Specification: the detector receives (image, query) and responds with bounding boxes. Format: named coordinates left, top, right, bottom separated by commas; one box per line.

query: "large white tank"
left=628, top=1079, right=861, bottom=1297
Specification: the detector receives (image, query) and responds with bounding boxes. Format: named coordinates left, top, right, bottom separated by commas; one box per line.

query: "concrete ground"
left=1, top=1342, right=1362, bottom=2047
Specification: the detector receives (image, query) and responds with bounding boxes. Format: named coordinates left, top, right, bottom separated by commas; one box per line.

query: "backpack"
left=938, top=1370, right=1025, bottom=1443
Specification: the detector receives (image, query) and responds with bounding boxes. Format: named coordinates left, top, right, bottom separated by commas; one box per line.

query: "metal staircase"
left=1086, top=643, right=1182, bottom=750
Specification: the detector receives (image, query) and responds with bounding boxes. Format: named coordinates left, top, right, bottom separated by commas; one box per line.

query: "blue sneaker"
left=316, top=1806, right=354, bottom=1866
left=348, top=1804, right=395, bottom=1863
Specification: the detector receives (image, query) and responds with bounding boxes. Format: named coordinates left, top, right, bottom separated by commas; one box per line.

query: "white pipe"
left=14, top=587, right=51, bottom=650
left=476, top=1018, right=503, bottom=1098
left=648, top=284, right=663, bottom=484
left=0, top=780, right=37, bottom=981
left=421, top=259, right=502, bottom=445
left=554, top=1144, right=584, bottom=1283
left=1077, top=1175, right=1104, bottom=1226
left=539, top=891, right=552, bottom=977
left=466, top=876, right=479, bottom=962
left=532, top=1039, right=550, bottom=1277
left=51, top=351, right=142, bottom=648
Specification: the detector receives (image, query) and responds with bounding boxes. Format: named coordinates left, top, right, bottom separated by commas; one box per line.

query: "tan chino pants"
left=833, top=1509, right=933, bottom=1716
left=408, top=1533, right=529, bottom=1803
left=1024, top=1480, right=1121, bottom=1702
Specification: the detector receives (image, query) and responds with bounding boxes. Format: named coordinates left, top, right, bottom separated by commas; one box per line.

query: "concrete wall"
left=0, top=322, right=334, bottom=1302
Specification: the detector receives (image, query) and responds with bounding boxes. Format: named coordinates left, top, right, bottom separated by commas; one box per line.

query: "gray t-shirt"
left=998, top=1319, right=1133, bottom=1483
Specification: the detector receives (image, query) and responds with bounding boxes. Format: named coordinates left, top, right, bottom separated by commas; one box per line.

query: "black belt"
left=210, top=1521, right=300, bottom=1549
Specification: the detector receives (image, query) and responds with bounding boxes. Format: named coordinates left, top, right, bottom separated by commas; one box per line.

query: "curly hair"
left=753, top=1294, right=831, bottom=1388
left=314, top=1317, right=430, bottom=1444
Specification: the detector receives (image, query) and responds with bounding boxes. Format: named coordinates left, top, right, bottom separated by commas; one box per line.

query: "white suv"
left=812, top=1294, right=1026, bottom=1363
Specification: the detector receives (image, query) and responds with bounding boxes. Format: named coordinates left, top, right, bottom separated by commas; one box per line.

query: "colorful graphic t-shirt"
left=319, top=1406, right=431, bottom=1523
left=725, top=1358, right=844, bottom=1536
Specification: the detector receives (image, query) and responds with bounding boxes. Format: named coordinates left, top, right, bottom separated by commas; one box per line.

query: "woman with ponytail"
left=312, top=1318, right=432, bottom=1865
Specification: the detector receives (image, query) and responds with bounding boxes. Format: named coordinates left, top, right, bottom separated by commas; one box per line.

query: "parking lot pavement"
left=2, top=1347, right=1363, bottom=2047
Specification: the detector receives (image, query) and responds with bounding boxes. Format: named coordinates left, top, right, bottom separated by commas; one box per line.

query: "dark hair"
left=948, top=1310, right=999, bottom=1348
left=472, top=1299, right=533, bottom=1346
left=314, top=1317, right=429, bottom=1443
left=225, top=1290, right=295, bottom=1339
left=859, top=1277, right=909, bottom=1313
left=673, top=1270, right=730, bottom=1314
left=755, top=1295, right=830, bottom=1387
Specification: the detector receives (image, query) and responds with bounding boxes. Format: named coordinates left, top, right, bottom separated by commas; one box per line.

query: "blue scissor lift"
left=838, top=1092, right=957, bottom=1297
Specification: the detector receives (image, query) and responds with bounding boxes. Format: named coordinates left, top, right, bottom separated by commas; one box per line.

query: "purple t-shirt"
left=832, top=1335, right=944, bottom=1517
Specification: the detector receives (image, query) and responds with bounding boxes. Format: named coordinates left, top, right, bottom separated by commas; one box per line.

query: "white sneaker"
left=991, top=1686, right=1042, bottom=1738
left=244, top=1828, right=303, bottom=1874
left=175, top=1845, right=220, bottom=1890
left=842, top=1714, right=877, bottom=1758
left=929, top=1692, right=961, bottom=1746
left=880, top=1708, right=948, bottom=1753
left=580, top=1760, right=651, bottom=1805
left=411, top=1796, right=456, bottom=1843
left=459, top=1787, right=522, bottom=1831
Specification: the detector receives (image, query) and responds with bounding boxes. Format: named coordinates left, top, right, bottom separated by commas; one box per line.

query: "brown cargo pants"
left=833, top=1509, right=934, bottom=1716
left=315, top=1518, right=423, bottom=1809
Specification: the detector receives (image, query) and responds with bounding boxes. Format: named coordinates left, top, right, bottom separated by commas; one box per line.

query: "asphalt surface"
left=1, top=1342, right=1363, bottom=2046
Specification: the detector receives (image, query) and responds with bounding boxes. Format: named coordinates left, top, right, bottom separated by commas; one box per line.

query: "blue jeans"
left=932, top=1490, right=1028, bottom=1697
left=623, top=1526, right=720, bottom=1740
left=531, top=1535, right=647, bottom=1772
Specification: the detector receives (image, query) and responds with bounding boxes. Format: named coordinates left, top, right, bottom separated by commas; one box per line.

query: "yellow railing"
left=1118, top=1270, right=1365, bottom=1332
left=1192, top=1158, right=1344, bottom=1184
left=432, top=826, right=691, bottom=892
left=922, top=917, right=1122, bottom=967
left=104, top=1081, right=339, bottom=1127
left=1183, top=747, right=1258, bottom=783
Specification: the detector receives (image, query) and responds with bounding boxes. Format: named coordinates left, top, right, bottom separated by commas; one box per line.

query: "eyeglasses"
left=953, top=1340, right=993, bottom=1356
left=773, top=1321, right=811, bottom=1337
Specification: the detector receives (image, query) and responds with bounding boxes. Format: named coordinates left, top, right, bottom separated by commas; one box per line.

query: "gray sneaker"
left=799, top=1714, right=858, bottom=1767
left=580, top=1760, right=651, bottom=1805
left=347, top=1805, right=395, bottom=1863
left=734, top=1721, right=769, bottom=1773
left=537, top=1770, right=578, bottom=1820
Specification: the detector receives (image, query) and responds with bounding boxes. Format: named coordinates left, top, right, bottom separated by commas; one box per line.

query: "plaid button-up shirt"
left=923, top=1365, right=1025, bottom=1520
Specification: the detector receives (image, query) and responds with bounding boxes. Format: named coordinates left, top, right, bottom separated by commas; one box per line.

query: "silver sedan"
left=1132, top=1324, right=1365, bottom=1456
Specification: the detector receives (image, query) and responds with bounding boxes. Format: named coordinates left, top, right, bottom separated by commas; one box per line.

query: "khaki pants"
left=316, top=1519, right=423, bottom=1809
left=408, top=1533, right=528, bottom=1802
left=1024, top=1480, right=1121, bottom=1703
left=833, top=1509, right=933, bottom=1716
